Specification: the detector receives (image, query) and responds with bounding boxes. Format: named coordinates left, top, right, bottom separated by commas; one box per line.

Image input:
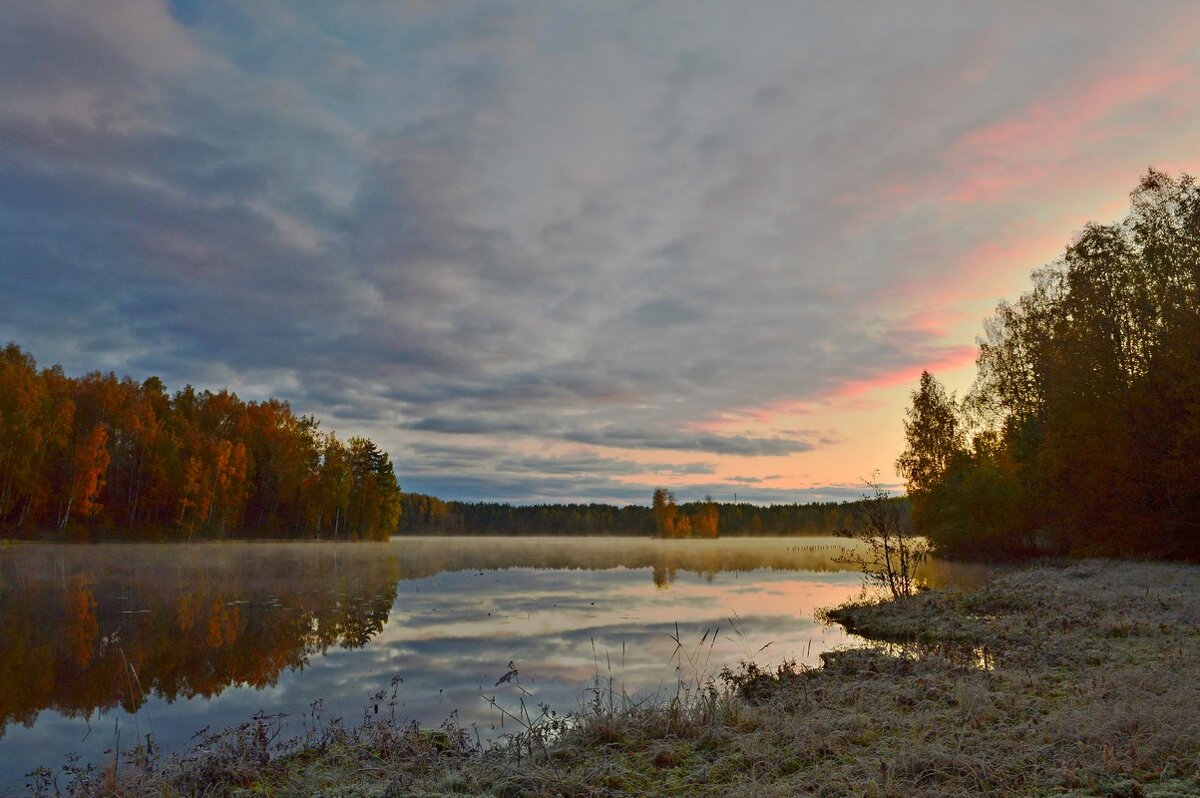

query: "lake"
left=0, top=536, right=980, bottom=790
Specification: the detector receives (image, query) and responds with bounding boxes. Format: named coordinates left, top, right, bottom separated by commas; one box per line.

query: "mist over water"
left=0, top=537, right=979, bottom=788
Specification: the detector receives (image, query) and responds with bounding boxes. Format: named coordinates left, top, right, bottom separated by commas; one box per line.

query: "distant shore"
left=41, top=560, right=1200, bottom=798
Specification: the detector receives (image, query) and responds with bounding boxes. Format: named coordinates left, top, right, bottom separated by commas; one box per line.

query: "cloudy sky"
left=3, top=1, right=1199, bottom=504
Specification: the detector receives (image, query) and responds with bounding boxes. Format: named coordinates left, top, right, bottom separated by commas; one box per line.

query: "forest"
left=898, top=170, right=1200, bottom=560
left=399, top=490, right=902, bottom=537
left=0, top=345, right=401, bottom=541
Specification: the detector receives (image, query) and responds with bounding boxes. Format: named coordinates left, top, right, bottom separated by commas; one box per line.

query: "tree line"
left=898, top=170, right=1200, bottom=560
left=0, top=344, right=401, bottom=540
left=399, top=490, right=905, bottom=537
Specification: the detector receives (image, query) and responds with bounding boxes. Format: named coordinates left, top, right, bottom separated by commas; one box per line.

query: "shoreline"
left=33, top=560, right=1200, bottom=797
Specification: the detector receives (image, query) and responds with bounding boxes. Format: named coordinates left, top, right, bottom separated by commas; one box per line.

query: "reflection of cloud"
left=3, top=536, right=985, bottom=789
left=4, top=3, right=1200, bottom=500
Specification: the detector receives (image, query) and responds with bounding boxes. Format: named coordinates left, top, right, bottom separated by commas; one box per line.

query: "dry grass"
left=33, top=560, right=1200, bottom=797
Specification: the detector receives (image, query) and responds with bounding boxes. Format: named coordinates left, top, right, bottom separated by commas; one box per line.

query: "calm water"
left=0, top=536, right=980, bottom=789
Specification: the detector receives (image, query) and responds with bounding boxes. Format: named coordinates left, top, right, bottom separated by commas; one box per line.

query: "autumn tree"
left=897, top=371, right=965, bottom=496
left=63, top=423, right=110, bottom=532
left=904, top=169, right=1200, bottom=559
left=0, top=344, right=45, bottom=526
left=346, top=437, right=402, bottom=541
left=651, top=488, right=678, bottom=538
left=690, top=495, right=720, bottom=538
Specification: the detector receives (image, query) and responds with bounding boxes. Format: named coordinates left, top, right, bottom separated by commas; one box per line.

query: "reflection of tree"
left=0, top=545, right=400, bottom=736
left=385, top=537, right=971, bottom=591
left=64, top=576, right=99, bottom=667
left=390, top=537, right=872, bottom=582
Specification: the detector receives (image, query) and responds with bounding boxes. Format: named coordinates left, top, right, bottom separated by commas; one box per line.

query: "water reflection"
left=0, top=544, right=399, bottom=737
left=0, top=537, right=981, bottom=787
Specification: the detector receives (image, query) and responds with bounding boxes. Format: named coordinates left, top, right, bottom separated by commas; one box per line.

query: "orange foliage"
left=72, top=423, right=110, bottom=519
left=64, top=577, right=98, bottom=667
left=0, top=345, right=401, bottom=540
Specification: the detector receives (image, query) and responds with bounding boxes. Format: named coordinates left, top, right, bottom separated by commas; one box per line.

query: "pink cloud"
left=891, top=223, right=1070, bottom=311
left=692, top=344, right=977, bottom=435
left=945, top=65, right=1194, bottom=205
left=820, top=345, right=978, bottom=400
left=838, top=17, right=1200, bottom=234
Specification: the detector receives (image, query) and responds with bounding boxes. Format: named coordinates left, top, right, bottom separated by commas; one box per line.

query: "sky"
left=3, top=1, right=1200, bottom=505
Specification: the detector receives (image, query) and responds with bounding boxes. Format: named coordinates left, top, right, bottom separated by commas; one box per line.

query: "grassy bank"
left=37, top=561, right=1199, bottom=797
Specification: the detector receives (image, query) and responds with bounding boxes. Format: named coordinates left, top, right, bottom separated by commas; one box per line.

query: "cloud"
left=561, top=428, right=813, bottom=457
left=4, top=1, right=1200, bottom=501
